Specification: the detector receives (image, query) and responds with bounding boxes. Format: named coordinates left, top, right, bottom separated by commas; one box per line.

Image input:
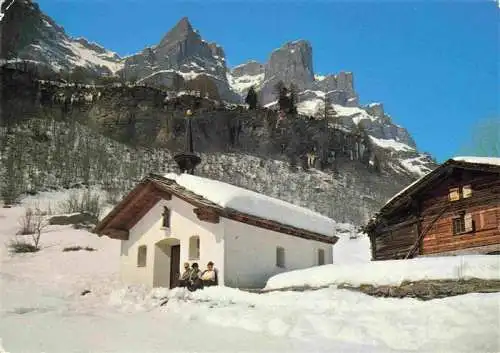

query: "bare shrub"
left=31, top=207, right=48, bottom=249
left=62, top=246, right=96, bottom=252
left=8, top=239, right=39, bottom=253
left=18, top=208, right=35, bottom=235
left=60, top=189, right=103, bottom=219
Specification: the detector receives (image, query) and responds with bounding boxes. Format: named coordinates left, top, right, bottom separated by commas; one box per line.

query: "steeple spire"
left=174, top=110, right=201, bottom=175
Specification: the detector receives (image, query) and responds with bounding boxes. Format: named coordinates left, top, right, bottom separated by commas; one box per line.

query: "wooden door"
left=169, top=245, right=180, bottom=289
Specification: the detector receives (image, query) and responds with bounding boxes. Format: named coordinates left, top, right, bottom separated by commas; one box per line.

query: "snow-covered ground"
left=1, top=194, right=499, bottom=353
left=265, top=255, right=500, bottom=290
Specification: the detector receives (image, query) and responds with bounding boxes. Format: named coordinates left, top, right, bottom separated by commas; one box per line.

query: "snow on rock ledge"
left=164, top=173, right=336, bottom=237
left=264, top=255, right=500, bottom=290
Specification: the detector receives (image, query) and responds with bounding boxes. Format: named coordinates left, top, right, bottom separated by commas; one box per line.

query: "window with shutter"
left=452, top=212, right=474, bottom=235
left=462, top=185, right=472, bottom=198
left=464, top=213, right=474, bottom=232
left=449, top=187, right=460, bottom=201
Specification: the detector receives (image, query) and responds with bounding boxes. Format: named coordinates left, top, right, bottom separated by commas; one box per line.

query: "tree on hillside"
left=316, top=95, right=336, bottom=121
left=289, top=83, right=298, bottom=115
left=457, top=118, right=499, bottom=157
left=70, top=66, right=90, bottom=83
left=274, top=81, right=290, bottom=112
left=245, top=86, right=258, bottom=110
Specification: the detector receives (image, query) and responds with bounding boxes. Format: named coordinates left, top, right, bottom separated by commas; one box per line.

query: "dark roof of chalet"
left=95, top=173, right=338, bottom=245
left=365, top=157, right=500, bottom=231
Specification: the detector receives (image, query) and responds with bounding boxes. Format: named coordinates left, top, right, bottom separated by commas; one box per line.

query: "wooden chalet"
left=364, top=157, right=500, bottom=260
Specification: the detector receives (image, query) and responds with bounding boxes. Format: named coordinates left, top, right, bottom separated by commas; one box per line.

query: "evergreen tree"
left=274, top=81, right=289, bottom=112
left=245, top=86, right=258, bottom=110
left=289, top=83, right=298, bottom=114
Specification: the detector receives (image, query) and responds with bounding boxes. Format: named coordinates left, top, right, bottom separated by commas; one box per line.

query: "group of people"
left=178, top=261, right=218, bottom=291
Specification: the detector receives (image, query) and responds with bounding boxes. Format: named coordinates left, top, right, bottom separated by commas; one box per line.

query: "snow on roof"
left=164, top=173, right=336, bottom=237
left=383, top=156, right=499, bottom=208
left=452, top=156, right=500, bottom=167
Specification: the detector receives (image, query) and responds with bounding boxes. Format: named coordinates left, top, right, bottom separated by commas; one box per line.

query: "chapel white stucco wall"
left=120, top=196, right=225, bottom=288
left=222, top=218, right=334, bottom=289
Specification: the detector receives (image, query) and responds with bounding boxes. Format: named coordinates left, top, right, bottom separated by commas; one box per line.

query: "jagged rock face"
left=259, top=40, right=315, bottom=105
left=231, top=61, right=264, bottom=77
left=120, top=17, right=238, bottom=102
left=0, top=0, right=122, bottom=75
left=364, top=103, right=384, bottom=118
left=2, top=68, right=438, bottom=223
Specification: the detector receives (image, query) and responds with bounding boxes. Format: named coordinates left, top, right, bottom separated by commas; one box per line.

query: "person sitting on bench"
left=200, top=261, right=218, bottom=287
left=187, top=262, right=203, bottom=292
left=178, top=262, right=191, bottom=287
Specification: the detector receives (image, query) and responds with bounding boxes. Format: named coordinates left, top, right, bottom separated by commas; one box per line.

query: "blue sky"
left=37, top=0, right=499, bottom=162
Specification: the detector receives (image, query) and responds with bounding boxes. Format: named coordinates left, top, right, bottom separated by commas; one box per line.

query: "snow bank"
left=452, top=156, right=500, bottom=166
left=265, top=255, right=500, bottom=290
left=2, top=196, right=499, bottom=353
left=332, top=230, right=371, bottom=264
left=164, top=173, right=336, bottom=237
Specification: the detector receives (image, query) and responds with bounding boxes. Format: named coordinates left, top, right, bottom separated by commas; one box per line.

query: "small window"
left=462, top=185, right=472, bottom=198
left=137, top=245, right=147, bottom=267
left=162, top=207, right=170, bottom=228
left=449, top=187, right=460, bottom=201
left=453, top=212, right=474, bottom=235
left=276, top=247, right=285, bottom=268
left=317, top=249, right=325, bottom=265
left=189, top=236, right=200, bottom=260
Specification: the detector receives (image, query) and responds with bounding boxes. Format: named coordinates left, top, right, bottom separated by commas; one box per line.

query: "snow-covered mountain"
left=0, top=0, right=122, bottom=75
left=1, top=0, right=436, bottom=182
left=227, top=61, right=265, bottom=97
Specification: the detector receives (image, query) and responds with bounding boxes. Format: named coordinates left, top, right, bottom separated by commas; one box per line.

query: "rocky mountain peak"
left=231, top=60, right=264, bottom=77
left=258, top=39, right=314, bottom=105
left=158, top=16, right=195, bottom=48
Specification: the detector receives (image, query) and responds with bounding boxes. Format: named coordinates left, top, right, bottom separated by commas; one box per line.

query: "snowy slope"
left=227, top=71, right=265, bottom=96
left=1, top=194, right=499, bottom=353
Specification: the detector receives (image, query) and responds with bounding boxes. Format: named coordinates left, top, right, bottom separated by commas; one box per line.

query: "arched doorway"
left=153, top=238, right=181, bottom=288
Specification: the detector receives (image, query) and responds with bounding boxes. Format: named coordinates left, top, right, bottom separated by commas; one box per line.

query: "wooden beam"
left=193, top=208, right=220, bottom=224
left=125, top=194, right=162, bottom=230
left=102, top=228, right=129, bottom=240
left=224, top=210, right=338, bottom=245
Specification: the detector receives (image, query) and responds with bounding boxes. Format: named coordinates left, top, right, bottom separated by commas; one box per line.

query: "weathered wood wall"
left=371, top=222, right=418, bottom=260
left=370, top=167, right=500, bottom=260
left=419, top=170, right=500, bottom=255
